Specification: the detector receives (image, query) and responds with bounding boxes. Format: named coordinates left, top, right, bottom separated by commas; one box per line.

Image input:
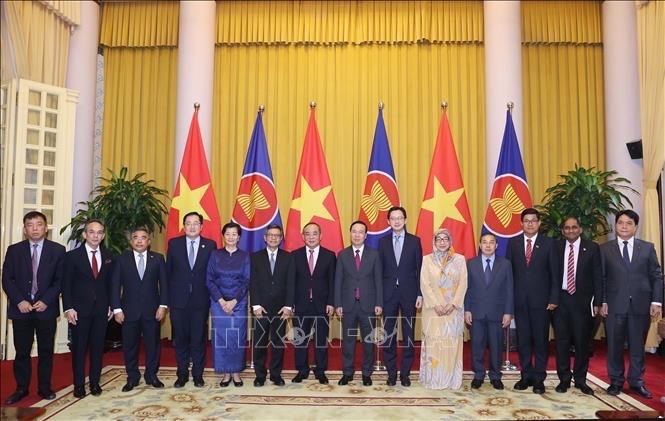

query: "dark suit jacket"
left=465, top=255, right=514, bottom=321
left=110, top=249, right=168, bottom=322
left=293, top=246, right=336, bottom=314
left=551, top=238, right=602, bottom=308
left=506, top=233, right=558, bottom=309
left=166, top=236, right=216, bottom=309
left=2, top=239, right=65, bottom=320
left=334, top=246, right=383, bottom=313
left=62, top=245, right=114, bottom=317
left=250, top=248, right=295, bottom=314
left=600, top=238, right=663, bottom=315
left=378, top=231, right=422, bottom=303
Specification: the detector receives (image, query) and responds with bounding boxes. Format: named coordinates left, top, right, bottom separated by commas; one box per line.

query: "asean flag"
left=415, top=107, right=475, bottom=258
left=165, top=106, right=222, bottom=247
left=285, top=105, right=344, bottom=253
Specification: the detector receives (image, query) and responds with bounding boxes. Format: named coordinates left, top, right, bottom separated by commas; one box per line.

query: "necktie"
left=188, top=240, right=195, bottom=269
left=138, top=253, right=145, bottom=279
left=525, top=238, right=533, bottom=266
left=308, top=249, right=315, bottom=275
left=31, top=244, right=39, bottom=296
left=622, top=241, right=630, bottom=266
left=270, top=252, right=276, bottom=274
left=566, top=243, right=576, bottom=294
left=394, top=235, right=402, bottom=266
left=91, top=249, right=99, bottom=279
left=354, top=249, right=361, bottom=270
left=484, top=258, right=491, bottom=285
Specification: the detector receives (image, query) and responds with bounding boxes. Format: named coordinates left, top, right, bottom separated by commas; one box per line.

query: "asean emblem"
left=359, top=171, right=399, bottom=235
left=483, top=174, right=532, bottom=237
left=232, top=172, right=279, bottom=231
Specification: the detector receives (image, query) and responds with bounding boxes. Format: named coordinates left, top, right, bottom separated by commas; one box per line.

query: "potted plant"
left=536, top=165, right=638, bottom=241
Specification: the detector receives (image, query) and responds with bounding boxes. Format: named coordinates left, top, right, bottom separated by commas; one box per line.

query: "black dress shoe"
left=386, top=376, right=397, bottom=386
left=233, top=377, right=243, bottom=387
left=220, top=377, right=232, bottom=387
left=89, top=384, right=102, bottom=396
left=606, top=384, right=622, bottom=396
left=555, top=381, right=570, bottom=393
left=513, top=378, right=530, bottom=390
left=292, top=373, right=307, bottom=383
left=253, top=377, right=265, bottom=387
left=362, top=375, right=372, bottom=386
left=532, top=382, right=545, bottom=394
left=629, top=385, right=652, bottom=399
left=147, top=378, right=164, bottom=388
left=400, top=376, right=411, bottom=387
left=5, top=389, right=28, bottom=405
left=193, top=377, right=205, bottom=388
left=174, top=377, right=188, bottom=388
left=122, top=381, right=138, bottom=392
left=38, top=389, right=56, bottom=400
left=74, top=385, right=87, bottom=398
left=471, top=378, right=483, bottom=389
left=490, top=379, right=504, bottom=390
left=338, top=375, right=352, bottom=386
left=574, top=383, right=594, bottom=395
left=315, top=374, right=329, bottom=385
left=270, top=376, right=286, bottom=386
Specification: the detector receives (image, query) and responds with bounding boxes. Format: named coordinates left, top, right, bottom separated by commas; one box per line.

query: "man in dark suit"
left=291, top=222, right=336, bottom=385
left=167, top=211, right=216, bottom=388
left=378, top=206, right=422, bottom=387
left=62, top=219, right=114, bottom=398
left=250, top=224, right=295, bottom=387
left=600, top=210, right=662, bottom=399
left=111, top=227, right=169, bottom=392
left=506, top=208, right=558, bottom=394
left=2, top=211, right=65, bottom=405
left=551, top=216, right=602, bottom=396
left=465, top=232, right=514, bottom=390
left=335, top=220, right=383, bottom=387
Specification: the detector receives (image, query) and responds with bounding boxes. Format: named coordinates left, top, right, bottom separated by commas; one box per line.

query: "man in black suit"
left=167, top=211, right=216, bottom=388
left=291, top=222, right=336, bottom=385
left=506, top=208, right=558, bottom=394
left=250, top=224, right=295, bottom=387
left=465, top=233, right=514, bottom=390
left=335, top=220, right=383, bottom=387
left=378, top=206, right=422, bottom=387
left=551, top=217, right=602, bottom=396
left=2, top=211, right=65, bottom=405
left=600, top=210, right=662, bottom=399
left=62, top=219, right=114, bottom=398
left=111, top=227, right=169, bottom=392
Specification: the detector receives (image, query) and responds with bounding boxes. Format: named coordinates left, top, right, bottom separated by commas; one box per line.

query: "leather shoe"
left=513, top=378, right=530, bottom=390
left=270, top=376, right=285, bottom=386
left=400, top=376, right=411, bottom=387
left=174, top=377, right=188, bottom=388
left=629, top=385, right=652, bottom=399
left=38, top=389, right=56, bottom=400
left=122, top=381, right=138, bottom=392
left=74, top=386, right=87, bottom=398
left=220, top=376, right=232, bottom=387
left=362, top=375, right=372, bottom=386
left=574, top=383, right=594, bottom=395
left=253, top=377, right=265, bottom=387
left=533, top=382, right=545, bottom=394
left=338, top=375, right=352, bottom=386
left=471, top=378, right=483, bottom=389
left=386, top=376, right=397, bottom=386
left=5, top=389, right=28, bottom=405
left=292, top=373, right=307, bottom=383
left=555, top=381, right=570, bottom=393
left=233, top=377, right=243, bottom=387
left=89, top=384, right=102, bottom=396
left=147, top=378, right=164, bottom=388
left=193, top=377, right=205, bottom=388
left=606, top=384, right=622, bottom=396
left=315, top=374, right=329, bottom=385
left=490, top=379, right=504, bottom=390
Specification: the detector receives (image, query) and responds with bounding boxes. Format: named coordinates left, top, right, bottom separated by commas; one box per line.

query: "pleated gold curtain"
left=212, top=1, right=487, bottom=242
left=521, top=1, right=605, bottom=206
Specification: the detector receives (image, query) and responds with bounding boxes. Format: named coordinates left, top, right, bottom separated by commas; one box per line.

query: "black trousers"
left=293, top=311, right=330, bottom=376
left=381, top=291, right=417, bottom=378
left=605, top=312, right=650, bottom=388
left=553, top=292, right=592, bottom=384
left=171, top=307, right=209, bottom=379
left=514, top=305, right=550, bottom=383
left=71, top=313, right=108, bottom=387
left=470, top=317, right=504, bottom=381
left=12, top=317, right=56, bottom=392
left=121, top=318, right=161, bottom=383
left=253, top=315, right=287, bottom=379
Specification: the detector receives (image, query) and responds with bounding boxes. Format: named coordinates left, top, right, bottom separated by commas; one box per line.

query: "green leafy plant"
left=60, top=167, right=169, bottom=255
left=536, top=165, right=638, bottom=241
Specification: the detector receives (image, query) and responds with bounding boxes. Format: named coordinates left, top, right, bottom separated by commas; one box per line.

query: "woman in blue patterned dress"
left=206, top=222, right=250, bottom=387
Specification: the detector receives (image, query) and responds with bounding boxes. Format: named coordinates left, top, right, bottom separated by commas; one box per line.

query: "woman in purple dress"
left=206, top=222, right=250, bottom=387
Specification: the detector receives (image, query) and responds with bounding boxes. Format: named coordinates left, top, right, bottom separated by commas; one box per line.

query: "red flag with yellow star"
left=165, top=107, right=222, bottom=247
left=415, top=108, right=475, bottom=258
left=285, top=106, right=344, bottom=253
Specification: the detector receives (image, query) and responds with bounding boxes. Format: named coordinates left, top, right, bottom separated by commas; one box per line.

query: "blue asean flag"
left=358, top=107, right=400, bottom=249
left=481, top=110, right=533, bottom=256
left=232, top=110, right=283, bottom=252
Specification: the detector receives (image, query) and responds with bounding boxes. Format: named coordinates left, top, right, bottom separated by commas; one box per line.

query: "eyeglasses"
left=265, top=233, right=282, bottom=238
left=522, top=219, right=539, bottom=224
left=434, top=236, right=450, bottom=242
left=389, top=216, right=405, bottom=221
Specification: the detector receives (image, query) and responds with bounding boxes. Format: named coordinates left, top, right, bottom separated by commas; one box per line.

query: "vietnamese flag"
left=285, top=105, right=344, bottom=253
left=415, top=106, right=475, bottom=258
left=165, top=105, right=222, bottom=247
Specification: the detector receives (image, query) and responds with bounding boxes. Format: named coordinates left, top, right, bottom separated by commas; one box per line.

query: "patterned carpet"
left=35, top=367, right=653, bottom=420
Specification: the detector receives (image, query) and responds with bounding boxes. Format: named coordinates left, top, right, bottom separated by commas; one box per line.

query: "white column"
left=174, top=0, right=216, bottom=178
left=65, top=0, right=100, bottom=213
left=484, top=1, right=523, bottom=193
left=602, top=1, right=643, bottom=221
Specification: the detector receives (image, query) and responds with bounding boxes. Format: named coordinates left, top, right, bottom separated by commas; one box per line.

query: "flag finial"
left=194, top=102, right=200, bottom=111
left=378, top=101, right=384, bottom=110
left=258, top=104, right=265, bottom=113
left=441, top=101, right=448, bottom=110
left=310, top=101, right=316, bottom=109
left=507, top=101, right=514, bottom=113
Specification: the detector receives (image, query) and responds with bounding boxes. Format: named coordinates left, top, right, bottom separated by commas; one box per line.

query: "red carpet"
left=2, top=339, right=663, bottom=411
